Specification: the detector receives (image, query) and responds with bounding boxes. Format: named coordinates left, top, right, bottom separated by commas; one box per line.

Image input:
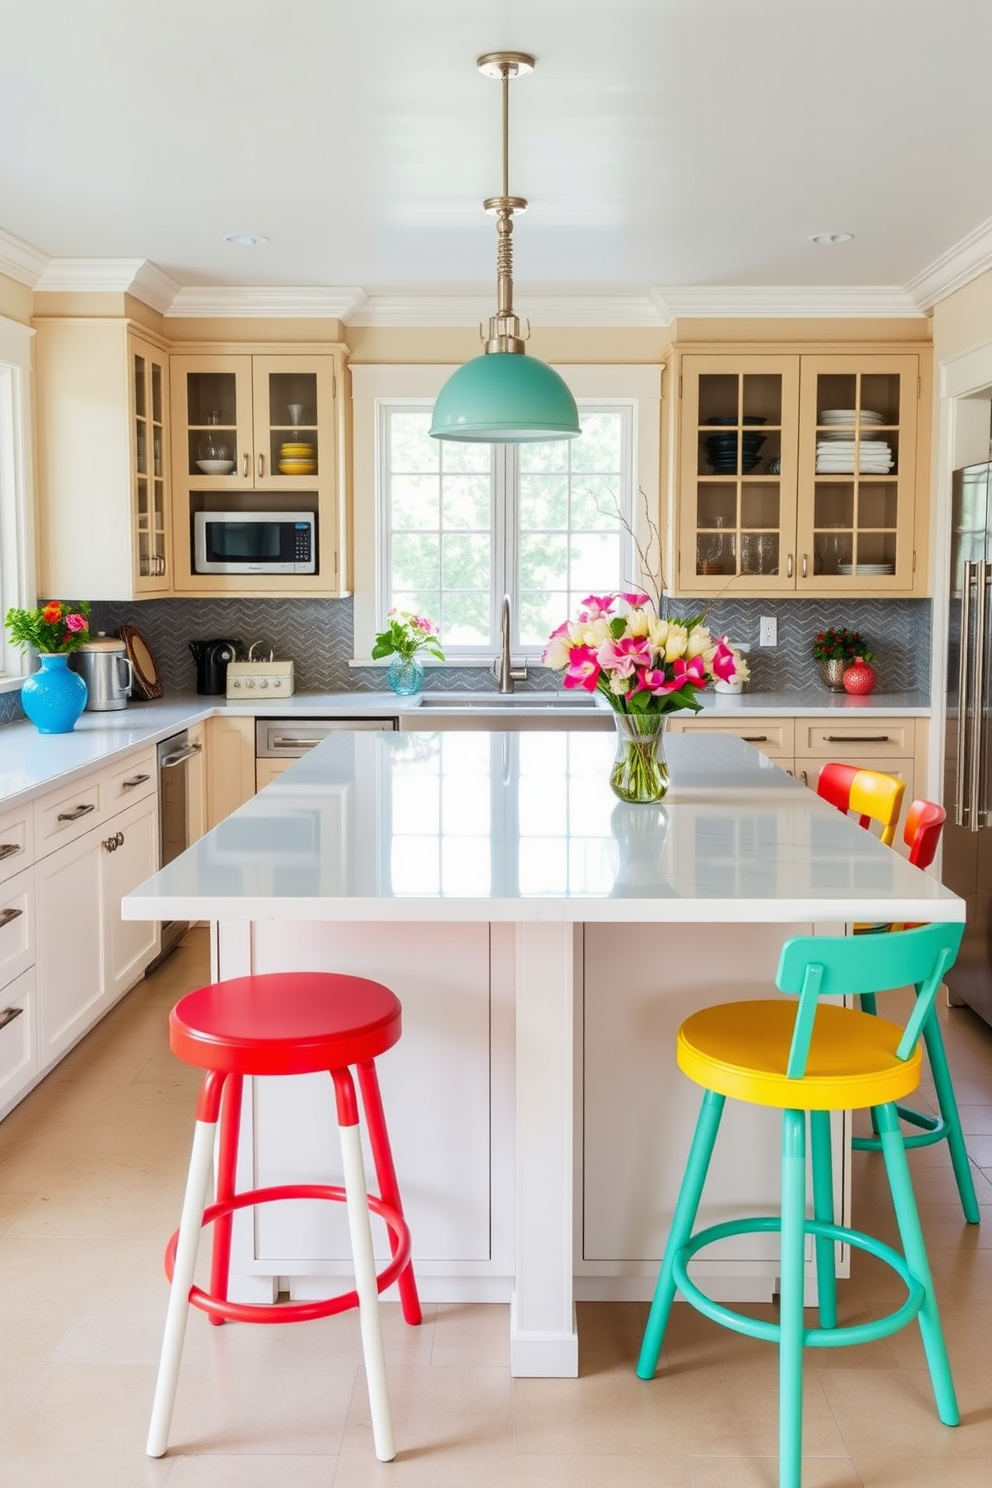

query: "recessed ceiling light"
left=223, top=232, right=269, bottom=246
left=809, top=232, right=854, bottom=245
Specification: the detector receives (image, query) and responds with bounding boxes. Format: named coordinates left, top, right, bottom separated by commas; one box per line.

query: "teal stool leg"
left=637, top=1088, right=725, bottom=1380
left=779, top=1109, right=807, bottom=1488
left=809, top=1110, right=837, bottom=1330
left=875, top=1101, right=959, bottom=1426
left=920, top=1012, right=981, bottom=1224
left=859, top=994, right=882, bottom=1136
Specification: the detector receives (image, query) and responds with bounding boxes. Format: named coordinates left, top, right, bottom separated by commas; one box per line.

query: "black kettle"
left=189, top=638, right=238, bottom=695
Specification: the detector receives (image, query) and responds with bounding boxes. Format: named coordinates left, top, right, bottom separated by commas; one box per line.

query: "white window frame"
left=351, top=364, right=662, bottom=665
left=0, top=315, right=36, bottom=688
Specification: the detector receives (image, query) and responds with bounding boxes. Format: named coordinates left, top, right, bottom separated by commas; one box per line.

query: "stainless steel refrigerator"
left=944, top=463, right=992, bottom=1027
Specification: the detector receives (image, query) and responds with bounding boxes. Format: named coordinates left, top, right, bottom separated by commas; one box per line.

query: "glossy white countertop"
left=123, top=730, right=962, bottom=926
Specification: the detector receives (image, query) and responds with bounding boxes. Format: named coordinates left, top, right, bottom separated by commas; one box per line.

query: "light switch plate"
left=759, top=617, right=777, bottom=647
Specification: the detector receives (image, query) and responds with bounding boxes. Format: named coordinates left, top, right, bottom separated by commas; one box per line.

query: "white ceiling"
left=3, top=0, right=992, bottom=315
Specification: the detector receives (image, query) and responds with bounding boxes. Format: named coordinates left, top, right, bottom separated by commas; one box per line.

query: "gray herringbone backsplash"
left=71, top=595, right=932, bottom=697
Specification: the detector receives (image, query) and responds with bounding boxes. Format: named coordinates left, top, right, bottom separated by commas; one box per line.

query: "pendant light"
left=430, top=52, right=581, bottom=445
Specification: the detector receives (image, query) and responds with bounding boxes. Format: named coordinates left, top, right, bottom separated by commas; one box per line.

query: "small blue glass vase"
left=386, top=655, right=425, bottom=696
left=20, top=653, right=88, bottom=733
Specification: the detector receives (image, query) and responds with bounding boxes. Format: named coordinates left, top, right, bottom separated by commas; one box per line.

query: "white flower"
left=686, top=626, right=711, bottom=659
left=626, top=610, right=651, bottom=638
left=664, top=625, right=689, bottom=662
left=543, top=635, right=572, bottom=669
left=609, top=673, right=631, bottom=696
left=733, top=650, right=751, bottom=681
left=648, top=617, right=670, bottom=650
left=580, top=617, right=612, bottom=648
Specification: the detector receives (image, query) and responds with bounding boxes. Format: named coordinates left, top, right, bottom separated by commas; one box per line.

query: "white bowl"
left=714, top=678, right=745, bottom=695
left=196, top=459, right=235, bottom=475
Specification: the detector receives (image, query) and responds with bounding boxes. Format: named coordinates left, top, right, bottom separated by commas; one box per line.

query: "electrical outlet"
left=759, top=616, right=777, bottom=647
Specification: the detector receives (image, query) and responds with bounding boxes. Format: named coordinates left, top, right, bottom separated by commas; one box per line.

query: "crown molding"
left=165, top=284, right=367, bottom=319
left=33, top=257, right=181, bottom=313
left=0, top=225, right=48, bottom=287
left=652, top=285, right=925, bottom=320
left=346, top=293, right=667, bottom=328
left=905, top=214, right=992, bottom=311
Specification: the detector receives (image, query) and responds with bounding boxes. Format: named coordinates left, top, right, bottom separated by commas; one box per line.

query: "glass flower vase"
left=386, top=654, right=425, bottom=696
left=609, top=712, right=670, bottom=803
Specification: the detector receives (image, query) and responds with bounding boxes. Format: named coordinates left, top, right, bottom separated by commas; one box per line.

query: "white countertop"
left=0, top=687, right=931, bottom=811
left=122, top=730, right=962, bottom=927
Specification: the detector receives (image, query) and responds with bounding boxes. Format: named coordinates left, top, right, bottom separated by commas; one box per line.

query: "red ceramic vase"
left=842, top=656, right=877, bottom=696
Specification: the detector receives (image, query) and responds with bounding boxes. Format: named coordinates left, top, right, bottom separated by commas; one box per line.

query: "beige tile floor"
left=1, top=929, right=991, bottom=1486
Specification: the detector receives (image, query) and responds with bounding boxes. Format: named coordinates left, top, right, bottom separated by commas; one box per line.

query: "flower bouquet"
left=4, top=599, right=92, bottom=734
left=372, top=608, right=444, bottom=696
left=543, top=593, right=749, bottom=801
left=5, top=599, right=91, bottom=654
left=812, top=626, right=873, bottom=691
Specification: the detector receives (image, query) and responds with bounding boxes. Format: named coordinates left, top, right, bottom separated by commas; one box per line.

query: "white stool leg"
left=147, top=1118, right=215, bottom=1457
left=339, top=1118, right=395, bottom=1462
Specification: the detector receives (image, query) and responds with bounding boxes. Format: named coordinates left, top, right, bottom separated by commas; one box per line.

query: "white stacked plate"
left=837, top=562, right=895, bottom=576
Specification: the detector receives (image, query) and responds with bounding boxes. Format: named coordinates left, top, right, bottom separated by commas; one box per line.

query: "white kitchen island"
left=123, top=729, right=964, bottom=1377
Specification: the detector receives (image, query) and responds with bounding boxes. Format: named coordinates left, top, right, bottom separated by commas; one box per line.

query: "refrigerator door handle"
left=969, top=559, right=987, bottom=832
left=956, top=561, right=974, bottom=828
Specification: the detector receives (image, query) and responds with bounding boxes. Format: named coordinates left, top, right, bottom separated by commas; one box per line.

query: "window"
left=0, top=315, right=34, bottom=687
left=352, top=364, right=661, bottom=663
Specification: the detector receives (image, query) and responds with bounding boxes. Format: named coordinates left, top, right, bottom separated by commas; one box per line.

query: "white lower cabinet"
left=0, top=966, right=37, bottom=1119
left=34, top=770, right=160, bottom=1074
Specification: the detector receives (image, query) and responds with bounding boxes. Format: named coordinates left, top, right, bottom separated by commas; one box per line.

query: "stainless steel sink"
left=418, top=692, right=600, bottom=709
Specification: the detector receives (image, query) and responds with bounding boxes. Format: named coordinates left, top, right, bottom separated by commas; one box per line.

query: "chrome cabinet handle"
left=956, top=560, right=974, bottom=827
left=243, top=451, right=250, bottom=478
left=787, top=553, right=794, bottom=578
left=971, top=558, right=987, bottom=832
left=258, top=453, right=264, bottom=478
left=0, top=907, right=22, bottom=929
left=0, top=1006, right=23, bottom=1030
left=272, top=737, right=318, bottom=749
left=57, top=803, right=95, bottom=822
left=121, top=773, right=150, bottom=789
left=823, top=735, right=891, bottom=743
left=802, top=552, right=808, bottom=579
left=0, top=843, right=22, bottom=861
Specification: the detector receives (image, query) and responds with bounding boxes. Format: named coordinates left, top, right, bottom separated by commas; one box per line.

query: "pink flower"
left=578, top=594, right=616, bottom=621
left=65, top=612, right=88, bottom=632
left=618, top=592, right=650, bottom=609
left=632, top=666, right=686, bottom=696
left=711, top=640, right=737, bottom=682
left=563, top=645, right=601, bottom=692
left=597, top=636, right=652, bottom=678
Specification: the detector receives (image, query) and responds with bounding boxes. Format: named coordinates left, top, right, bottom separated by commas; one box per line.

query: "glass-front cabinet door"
left=678, top=356, right=800, bottom=594
left=796, top=355, right=918, bottom=591
left=172, top=355, right=253, bottom=488
left=130, top=336, right=171, bottom=593
left=251, top=356, right=334, bottom=489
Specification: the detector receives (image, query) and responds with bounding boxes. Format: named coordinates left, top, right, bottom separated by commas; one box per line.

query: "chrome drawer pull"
left=742, top=735, right=769, bottom=743
left=0, top=906, right=23, bottom=929
left=57, top=803, right=96, bottom=822
left=122, top=773, right=151, bottom=788
left=0, top=843, right=22, bottom=861
left=0, top=1006, right=23, bottom=1030
left=272, top=737, right=318, bottom=749
left=161, top=744, right=202, bottom=768
left=823, top=735, right=891, bottom=743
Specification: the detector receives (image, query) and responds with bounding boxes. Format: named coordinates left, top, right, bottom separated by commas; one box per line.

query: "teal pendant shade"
left=430, top=353, right=581, bottom=444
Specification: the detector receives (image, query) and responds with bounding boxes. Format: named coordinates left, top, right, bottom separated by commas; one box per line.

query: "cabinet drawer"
left=0, top=966, right=37, bottom=1120
left=35, top=773, right=103, bottom=851
left=671, top=716, right=795, bottom=759
left=0, top=867, right=34, bottom=994
left=106, top=748, right=157, bottom=808
left=795, top=719, right=913, bottom=758
left=0, top=803, right=33, bottom=886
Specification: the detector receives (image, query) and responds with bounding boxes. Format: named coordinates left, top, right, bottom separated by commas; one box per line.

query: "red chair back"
left=904, top=799, right=946, bottom=869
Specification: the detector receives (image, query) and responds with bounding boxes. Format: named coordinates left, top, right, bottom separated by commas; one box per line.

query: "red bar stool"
left=146, top=972, right=421, bottom=1463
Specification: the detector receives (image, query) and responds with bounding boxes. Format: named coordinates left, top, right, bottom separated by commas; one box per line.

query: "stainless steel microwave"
left=193, top=511, right=316, bottom=575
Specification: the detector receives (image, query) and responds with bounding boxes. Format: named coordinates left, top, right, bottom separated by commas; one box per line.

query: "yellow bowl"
left=279, top=442, right=315, bottom=454
left=278, top=461, right=316, bottom=475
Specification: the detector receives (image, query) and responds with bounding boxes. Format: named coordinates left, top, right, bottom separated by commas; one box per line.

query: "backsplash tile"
left=82, top=595, right=932, bottom=698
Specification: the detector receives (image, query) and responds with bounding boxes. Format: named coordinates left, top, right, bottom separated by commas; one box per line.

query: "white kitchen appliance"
left=227, top=647, right=295, bottom=699
left=193, top=511, right=316, bottom=575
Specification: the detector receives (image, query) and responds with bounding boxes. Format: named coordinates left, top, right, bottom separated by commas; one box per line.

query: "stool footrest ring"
left=672, top=1216, right=925, bottom=1349
left=854, top=1104, right=946, bottom=1153
left=164, top=1183, right=412, bottom=1325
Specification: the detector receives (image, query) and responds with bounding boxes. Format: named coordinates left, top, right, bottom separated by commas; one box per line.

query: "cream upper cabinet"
left=673, top=348, right=926, bottom=598
left=169, top=349, right=348, bottom=597
left=34, top=319, right=173, bottom=599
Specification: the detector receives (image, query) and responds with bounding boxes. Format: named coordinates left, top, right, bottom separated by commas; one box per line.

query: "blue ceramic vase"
left=20, top=653, right=88, bottom=733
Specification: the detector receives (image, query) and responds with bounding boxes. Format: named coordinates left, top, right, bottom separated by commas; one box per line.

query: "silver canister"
left=73, top=636, right=134, bottom=710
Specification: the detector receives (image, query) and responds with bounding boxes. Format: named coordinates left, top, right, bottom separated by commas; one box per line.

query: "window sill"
left=349, top=657, right=542, bottom=669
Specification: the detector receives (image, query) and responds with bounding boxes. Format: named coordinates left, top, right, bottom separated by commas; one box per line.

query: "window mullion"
left=493, top=443, right=517, bottom=647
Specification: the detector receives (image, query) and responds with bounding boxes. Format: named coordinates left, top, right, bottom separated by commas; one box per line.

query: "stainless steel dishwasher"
left=255, top=717, right=397, bottom=785
left=155, top=729, right=203, bottom=962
